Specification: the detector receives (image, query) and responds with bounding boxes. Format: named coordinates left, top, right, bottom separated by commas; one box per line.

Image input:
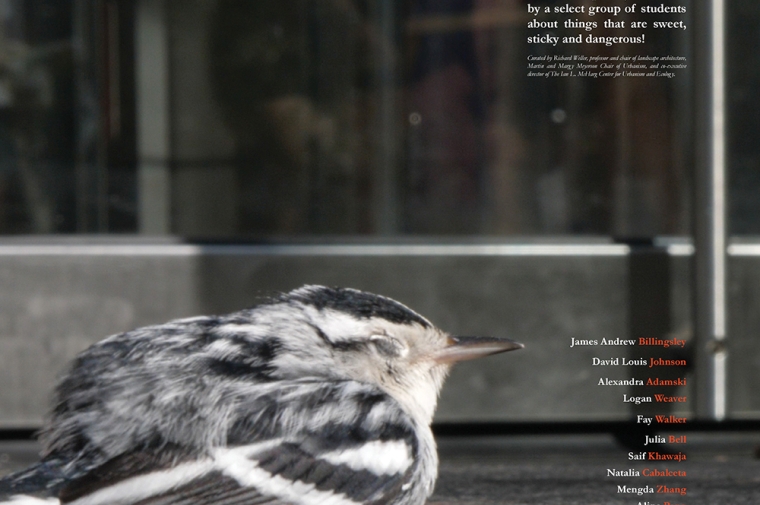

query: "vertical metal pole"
left=373, top=0, right=398, bottom=234
left=135, top=0, right=172, bottom=234
left=694, top=0, right=727, bottom=420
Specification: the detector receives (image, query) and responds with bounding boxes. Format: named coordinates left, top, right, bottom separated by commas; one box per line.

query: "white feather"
left=214, top=445, right=361, bottom=505
left=67, top=460, right=216, bottom=505
left=319, top=439, right=412, bottom=475
left=1, top=497, right=59, bottom=505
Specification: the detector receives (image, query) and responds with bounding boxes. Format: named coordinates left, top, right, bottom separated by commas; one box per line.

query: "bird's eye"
left=369, top=335, right=407, bottom=358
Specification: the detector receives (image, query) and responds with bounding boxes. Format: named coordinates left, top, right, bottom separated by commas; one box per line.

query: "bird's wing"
left=55, top=444, right=286, bottom=505
left=54, top=381, right=423, bottom=505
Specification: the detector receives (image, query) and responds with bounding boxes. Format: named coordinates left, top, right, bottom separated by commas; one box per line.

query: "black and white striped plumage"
left=0, top=285, right=522, bottom=505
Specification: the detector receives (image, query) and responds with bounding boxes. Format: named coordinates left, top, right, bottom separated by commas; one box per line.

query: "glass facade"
left=0, top=0, right=753, bottom=237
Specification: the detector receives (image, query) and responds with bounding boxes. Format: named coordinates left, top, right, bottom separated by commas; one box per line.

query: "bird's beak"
left=433, top=335, right=524, bottom=364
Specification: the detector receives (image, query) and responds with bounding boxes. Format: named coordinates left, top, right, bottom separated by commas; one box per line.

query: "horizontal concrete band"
left=0, top=243, right=631, bottom=256
left=24, top=240, right=760, bottom=257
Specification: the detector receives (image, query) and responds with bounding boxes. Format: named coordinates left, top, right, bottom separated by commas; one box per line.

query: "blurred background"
left=0, top=0, right=758, bottom=430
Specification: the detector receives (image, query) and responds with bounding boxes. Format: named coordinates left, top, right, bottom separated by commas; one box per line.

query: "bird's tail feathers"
left=0, top=460, right=65, bottom=503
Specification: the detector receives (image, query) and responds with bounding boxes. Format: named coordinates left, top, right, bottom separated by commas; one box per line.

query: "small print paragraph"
left=527, top=54, right=687, bottom=79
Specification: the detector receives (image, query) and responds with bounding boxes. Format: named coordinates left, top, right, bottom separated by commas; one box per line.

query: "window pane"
left=4, top=0, right=756, bottom=238
left=728, top=0, right=760, bottom=235
left=0, top=0, right=77, bottom=232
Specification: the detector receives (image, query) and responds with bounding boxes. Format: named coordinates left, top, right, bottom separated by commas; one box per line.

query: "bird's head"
left=255, top=285, right=523, bottom=425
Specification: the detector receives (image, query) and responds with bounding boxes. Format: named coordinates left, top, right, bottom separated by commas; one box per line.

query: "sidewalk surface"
left=2, top=432, right=759, bottom=504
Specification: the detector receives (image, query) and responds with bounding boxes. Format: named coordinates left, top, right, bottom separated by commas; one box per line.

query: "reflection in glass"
left=1, top=0, right=746, bottom=238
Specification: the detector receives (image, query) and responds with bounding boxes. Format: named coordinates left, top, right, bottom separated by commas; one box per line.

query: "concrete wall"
left=0, top=239, right=757, bottom=427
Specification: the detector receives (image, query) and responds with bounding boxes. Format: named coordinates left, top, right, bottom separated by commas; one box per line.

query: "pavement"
left=2, top=432, right=759, bottom=504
